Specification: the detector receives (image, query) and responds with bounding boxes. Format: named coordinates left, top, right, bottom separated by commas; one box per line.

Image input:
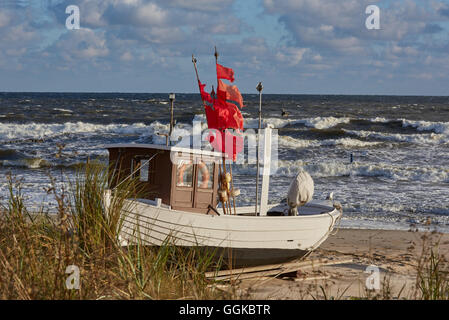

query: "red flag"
left=208, top=129, right=243, bottom=161
left=199, top=80, right=212, bottom=104
left=194, top=59, right=244, bottom=162
left=199, top=81, right=219, bottom=129
left=216, top=63, right=235, bottom=82
left=204, top=104, right=219, bottom=129
left=217, top=79, right=244, bottom=109
left=213, top=98, right=243, bottom=130
left=198, top=80, right=243, bottom=131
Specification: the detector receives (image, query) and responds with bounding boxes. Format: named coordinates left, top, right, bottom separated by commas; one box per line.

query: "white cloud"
left=51, top=29, right=109, bottom=62
left=135, top=2, right=168, bottom=25
left=168, top=0, right=234, bottom=12
left=261, top=0, right=449, bottom=85
left=312, top=54, right=322, bottom=62
left=276, top=47, right=308, bottom=66
left=120, top=51, right=133, bottom=61
left=1, top=0, right=449, bottom=93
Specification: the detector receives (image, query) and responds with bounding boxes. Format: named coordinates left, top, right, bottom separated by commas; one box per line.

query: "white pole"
left=255, top=82, right=263, bottom=215
left=259, top=126, right=272, bottom=216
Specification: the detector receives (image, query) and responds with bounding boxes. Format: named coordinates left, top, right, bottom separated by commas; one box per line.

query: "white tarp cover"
left=287, top=169, right=314, bottom=215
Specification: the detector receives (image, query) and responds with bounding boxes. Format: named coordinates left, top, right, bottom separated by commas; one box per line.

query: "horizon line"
left=1, top=91, right=448, bottom=97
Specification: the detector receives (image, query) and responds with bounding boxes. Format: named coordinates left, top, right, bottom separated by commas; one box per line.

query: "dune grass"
left=415, top=235, right=449, bottom=300
left=0, top=164, right=229, bottom=300
left=1, top=163, right=448, bottom=300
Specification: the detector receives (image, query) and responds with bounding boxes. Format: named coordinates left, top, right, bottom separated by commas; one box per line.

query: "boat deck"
left=134, top=198, right=335, bottom=217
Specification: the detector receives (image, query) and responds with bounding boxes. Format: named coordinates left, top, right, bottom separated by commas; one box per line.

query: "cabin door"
left=193, top=159, right=215, bottom=210
left=172, top=158, right=195, bottom=209
left=172, top=156, right=217, bottom=213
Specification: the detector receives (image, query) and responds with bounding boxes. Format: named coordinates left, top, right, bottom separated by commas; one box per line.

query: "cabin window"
left=197, top=161, right=214, bottom=189
left=133, top=156, right=156, bottom=183
left=176, top=160, right=193, bottom=187
left=139, top=160, right=149, bottom=182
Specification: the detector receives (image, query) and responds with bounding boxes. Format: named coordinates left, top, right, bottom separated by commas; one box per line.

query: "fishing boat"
left=103, top=50, right=342, bottom=267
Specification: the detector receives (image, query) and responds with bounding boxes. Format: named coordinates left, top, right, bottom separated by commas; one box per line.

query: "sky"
left=0, top=0, right=449, bottom=95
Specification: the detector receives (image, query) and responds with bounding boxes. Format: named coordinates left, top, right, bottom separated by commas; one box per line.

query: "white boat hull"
left=118, top=198, right=341, bottom=267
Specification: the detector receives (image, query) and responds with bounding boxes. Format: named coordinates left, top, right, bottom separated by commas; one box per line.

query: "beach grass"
left=1, top=163, right=448, bottom=300
left=0, top=164, right=228, bottom=300
left=415, top=235, right=449, bottom=300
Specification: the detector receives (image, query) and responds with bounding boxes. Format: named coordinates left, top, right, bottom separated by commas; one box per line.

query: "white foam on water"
left=264, top=159, right=449, bottom=182
left=0, top=121, right=150, bottom=141
left=278, top=136, right=320, bottom=148
left=243, top=116, right=351, bottom=130
left=401, top=119, right=449, bottom=134
left=345, top=129, right=446, bottom=144
left=278, top=135, right=382, bottom=148
left=5, top=116, right=439, bottom=145
left=53, top=108, right=73, bottom=113
left=369, top=117, right=449, bottom=135
left=0, top=158, right=50, bottom=169
left=0, top=120, right=202, bottom=145
left=302, top=116, right=351, bottom=129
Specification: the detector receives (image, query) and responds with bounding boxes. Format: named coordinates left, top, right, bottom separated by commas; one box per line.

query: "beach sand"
left=237, top=228, right=449, bottom=299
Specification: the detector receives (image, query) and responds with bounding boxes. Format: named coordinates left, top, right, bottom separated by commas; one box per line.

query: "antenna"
left=214, top=46, right=219, bottom=63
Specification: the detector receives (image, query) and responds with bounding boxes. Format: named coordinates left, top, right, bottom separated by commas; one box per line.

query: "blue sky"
left=0, top=0, right=449, bottom=95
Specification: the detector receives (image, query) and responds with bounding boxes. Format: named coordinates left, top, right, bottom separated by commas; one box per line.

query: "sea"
left=0, top=92, right=448, bottom=232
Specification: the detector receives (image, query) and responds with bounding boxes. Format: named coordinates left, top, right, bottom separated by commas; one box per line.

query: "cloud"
left=167, top=0, right=234, bottom=12
left=0, top=6, right=42, bottom=71
left=261, top=0, right=449, bottom=80
left=120, top=51, right=133, bottom=61
left=1, top=0, right=449, bottom=94
left=438, top=5, right=449, bottom=17
left=275, top=47, right=308, bottom=66
left=423, top=23, right=443, bottom=34
left=0, top=11, right=11, bottom=28
left=102, top=1, right=168, bottom=27
left=44, top=28, right=109, bottom=68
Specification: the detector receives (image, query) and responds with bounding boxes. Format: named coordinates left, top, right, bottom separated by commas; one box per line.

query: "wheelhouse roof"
left=104, top=143, right=227, bottom=158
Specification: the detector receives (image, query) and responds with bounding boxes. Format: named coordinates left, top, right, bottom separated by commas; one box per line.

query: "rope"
left=329, top=207, right=343, bottom=236
left=308, top=205, right=343, bottom=252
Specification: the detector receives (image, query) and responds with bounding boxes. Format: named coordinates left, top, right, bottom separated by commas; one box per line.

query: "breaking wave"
left=278, top=135, right=382, bottom=149
left=0, top=158, right=51, bottom=169
left=372, top=117, right=449, bottom=135
left=276, top=159, right=449, bottom=182
left=0, top=121, right=150, bottom=142
left=345, top=130, right=446, bottom=145
left=243, top=116, right=351, bottom=130
left=2, top=116, right=448, bottom=143
left=234, top=159, right=449, bottom=183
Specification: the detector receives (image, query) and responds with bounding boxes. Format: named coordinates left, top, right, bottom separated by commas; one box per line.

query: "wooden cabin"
left=106, top=144, right=223, bottom=214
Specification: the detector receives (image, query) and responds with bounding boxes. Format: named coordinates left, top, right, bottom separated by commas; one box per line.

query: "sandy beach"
left=238, top=228, right=449, bottom=299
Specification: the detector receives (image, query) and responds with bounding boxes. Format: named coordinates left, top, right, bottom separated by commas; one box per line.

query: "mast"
left=192, top=49, right=243, bottom=215
left=215, top=46, right=235, bottom=215
left=192, top=53, right=230, bottom=215
left=192, top=55, right=202, bottom=92
left=255, top=82, right=263, bottom=215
